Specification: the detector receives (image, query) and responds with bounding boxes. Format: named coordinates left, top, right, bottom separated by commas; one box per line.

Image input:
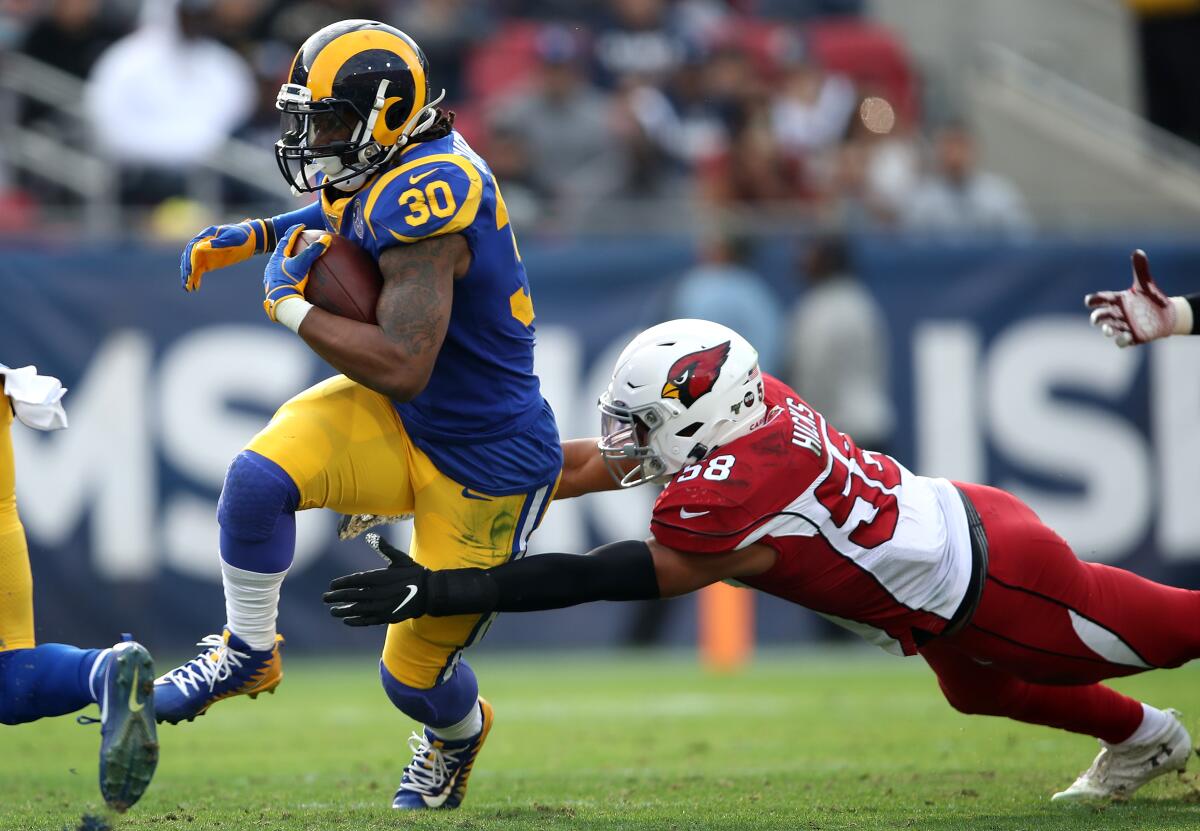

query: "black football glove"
left=323, top=533, right=433, bottom=626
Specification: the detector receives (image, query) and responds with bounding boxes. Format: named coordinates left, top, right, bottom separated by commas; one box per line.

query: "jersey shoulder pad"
left=363, top=154, right=485, bottom=246
left=651, top=483, right=755, bottom=554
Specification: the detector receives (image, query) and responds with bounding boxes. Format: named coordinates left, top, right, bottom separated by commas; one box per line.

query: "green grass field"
left=4, top=649, right=1200, bottom=830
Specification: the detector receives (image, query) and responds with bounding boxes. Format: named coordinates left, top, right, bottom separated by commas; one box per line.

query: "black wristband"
left=1186, top=293, right=1200, bottom=335
left=426, top=540, right=660, bottom=616
left=263, top=219, right=278, bottom=252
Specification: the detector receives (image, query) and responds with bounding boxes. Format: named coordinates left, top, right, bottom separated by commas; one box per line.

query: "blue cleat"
left=153, top=630, right=283, bottom=724
left=93, top=637, right=159, bottom=812
left=392, top=698, right=494, bottom=810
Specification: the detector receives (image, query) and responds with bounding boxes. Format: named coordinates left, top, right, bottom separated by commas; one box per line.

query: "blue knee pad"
left=380, top=660, right=478, bottom=728
left=218, top=451, right=300, bottom=574
left=0, top=644, right=101, bottom=725
left=218, top=451, right=301, bottom=541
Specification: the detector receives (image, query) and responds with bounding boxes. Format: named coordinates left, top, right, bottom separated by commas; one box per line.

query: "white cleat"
left=1051, top=708, right=1192, bottom=802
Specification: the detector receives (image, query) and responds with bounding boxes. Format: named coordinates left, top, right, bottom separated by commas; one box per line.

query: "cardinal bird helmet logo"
left=661, top=341, right=731, bottom=408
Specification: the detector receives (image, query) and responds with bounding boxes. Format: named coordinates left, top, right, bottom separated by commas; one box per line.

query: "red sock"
left=1002, top=681, right=1144, bottom=744
left=923, top=640, right=1144, bottom=743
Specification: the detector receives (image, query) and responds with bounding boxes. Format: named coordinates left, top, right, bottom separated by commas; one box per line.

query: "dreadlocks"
left=412, top=109, right=456, bottom=144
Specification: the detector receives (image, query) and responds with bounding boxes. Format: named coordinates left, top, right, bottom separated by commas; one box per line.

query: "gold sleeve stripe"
left=492, top=175, right=510, bottom=231
left=307, top=30, right=426, bottom=114
left=365, top=154, right=484, bottom=243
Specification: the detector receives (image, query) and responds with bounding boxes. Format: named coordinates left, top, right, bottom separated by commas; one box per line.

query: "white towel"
left=0, top=364, right=68, bottom=431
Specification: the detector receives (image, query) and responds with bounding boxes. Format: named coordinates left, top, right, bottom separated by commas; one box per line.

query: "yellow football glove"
left=180, top=219, right=271, bottom=292
left=262, top=224, right=331, bottom=322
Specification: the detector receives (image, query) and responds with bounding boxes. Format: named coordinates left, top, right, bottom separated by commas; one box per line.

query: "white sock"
left=429, top=700, right=483, bottom=741
left=87, top=648, right=112, bottom=702
left=1119, top=703, right=1172, bottom=746
left=221, top=559, right=288, bottom=651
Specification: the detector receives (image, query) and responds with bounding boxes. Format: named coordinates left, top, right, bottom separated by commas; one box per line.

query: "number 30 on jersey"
left=400, top=181, right=457, bottom=226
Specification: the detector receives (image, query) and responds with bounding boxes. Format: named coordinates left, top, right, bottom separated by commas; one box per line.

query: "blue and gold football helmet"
left=275, top=19, right=445, bottom=193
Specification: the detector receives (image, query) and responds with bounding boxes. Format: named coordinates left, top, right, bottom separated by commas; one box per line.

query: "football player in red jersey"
left=1087, top=249, right=1200, bottom=347
left=326, top=318, right=1200, bottom=802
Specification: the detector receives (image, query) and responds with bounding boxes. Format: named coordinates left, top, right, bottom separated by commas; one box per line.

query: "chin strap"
left=300, top=142, right=398, bottom=195
left=358, top=79, right=391, bottom=147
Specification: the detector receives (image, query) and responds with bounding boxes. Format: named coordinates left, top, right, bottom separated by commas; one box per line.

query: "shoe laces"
left=160, top=634, right=250, bottom=695
left=1081, top=746, right=1114, bottom=784
left=397, top=732, right=464, bottom=795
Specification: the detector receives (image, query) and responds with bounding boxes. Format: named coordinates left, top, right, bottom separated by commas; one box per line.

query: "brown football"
left=294, top=230, right=382, bottom=324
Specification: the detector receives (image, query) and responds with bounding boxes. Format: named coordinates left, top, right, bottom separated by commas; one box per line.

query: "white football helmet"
left=599, top=319, right=767, bottom=487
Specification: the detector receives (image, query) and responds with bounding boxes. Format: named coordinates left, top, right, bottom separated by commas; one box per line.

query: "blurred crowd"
left=1127, top=0, right=1200, bottom=148
left=1, top=0, right=1038, bottom=646
left=0, top=0, right=1032, bottom=238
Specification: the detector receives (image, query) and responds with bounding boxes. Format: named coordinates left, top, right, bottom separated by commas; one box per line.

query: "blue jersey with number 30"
left=314, top=131, right=560, bottom=495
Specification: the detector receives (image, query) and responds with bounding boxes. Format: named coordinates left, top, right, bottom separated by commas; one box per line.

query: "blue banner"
left=859, top=236, right=1200, bottom=586
left=2, top=233, right=1197, bottom=653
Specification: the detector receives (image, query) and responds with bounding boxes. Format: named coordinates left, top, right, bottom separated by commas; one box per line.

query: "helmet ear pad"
left=372, top=96, right=410, bottom=145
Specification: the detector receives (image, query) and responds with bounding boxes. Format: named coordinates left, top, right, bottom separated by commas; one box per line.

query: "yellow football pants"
left=246, top=376, right=555, bottom=688
left=0, top=395, right=35, bottom=652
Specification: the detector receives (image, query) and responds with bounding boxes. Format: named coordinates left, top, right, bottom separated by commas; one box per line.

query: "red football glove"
left=1084, top=249, right=1176, bottom=348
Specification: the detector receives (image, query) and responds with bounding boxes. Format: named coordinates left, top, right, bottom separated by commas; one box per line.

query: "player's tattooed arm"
left=554, top=438, right=628, bottom=500
left=293, top=234, right=469, bottom=400
left=374, top=235, right=468, bottom=364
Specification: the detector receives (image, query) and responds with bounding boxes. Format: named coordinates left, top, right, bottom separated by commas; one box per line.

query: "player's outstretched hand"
left=262, top=224, right=331, bottom=322
left=180, top=220, right=269, bottom=292
left=1084, top=249, right=1175, bottom=348
left=323, top=533, right=432, bottom=626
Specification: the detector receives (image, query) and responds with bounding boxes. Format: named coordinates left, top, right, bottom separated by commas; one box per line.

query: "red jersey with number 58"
left=650, top=374, right=972, bottom=656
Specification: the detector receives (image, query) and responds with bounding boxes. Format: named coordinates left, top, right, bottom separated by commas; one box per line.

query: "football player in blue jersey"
left=158, top=20, right=561, bottom=810
left=0, top=366, right=158, bottom=812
